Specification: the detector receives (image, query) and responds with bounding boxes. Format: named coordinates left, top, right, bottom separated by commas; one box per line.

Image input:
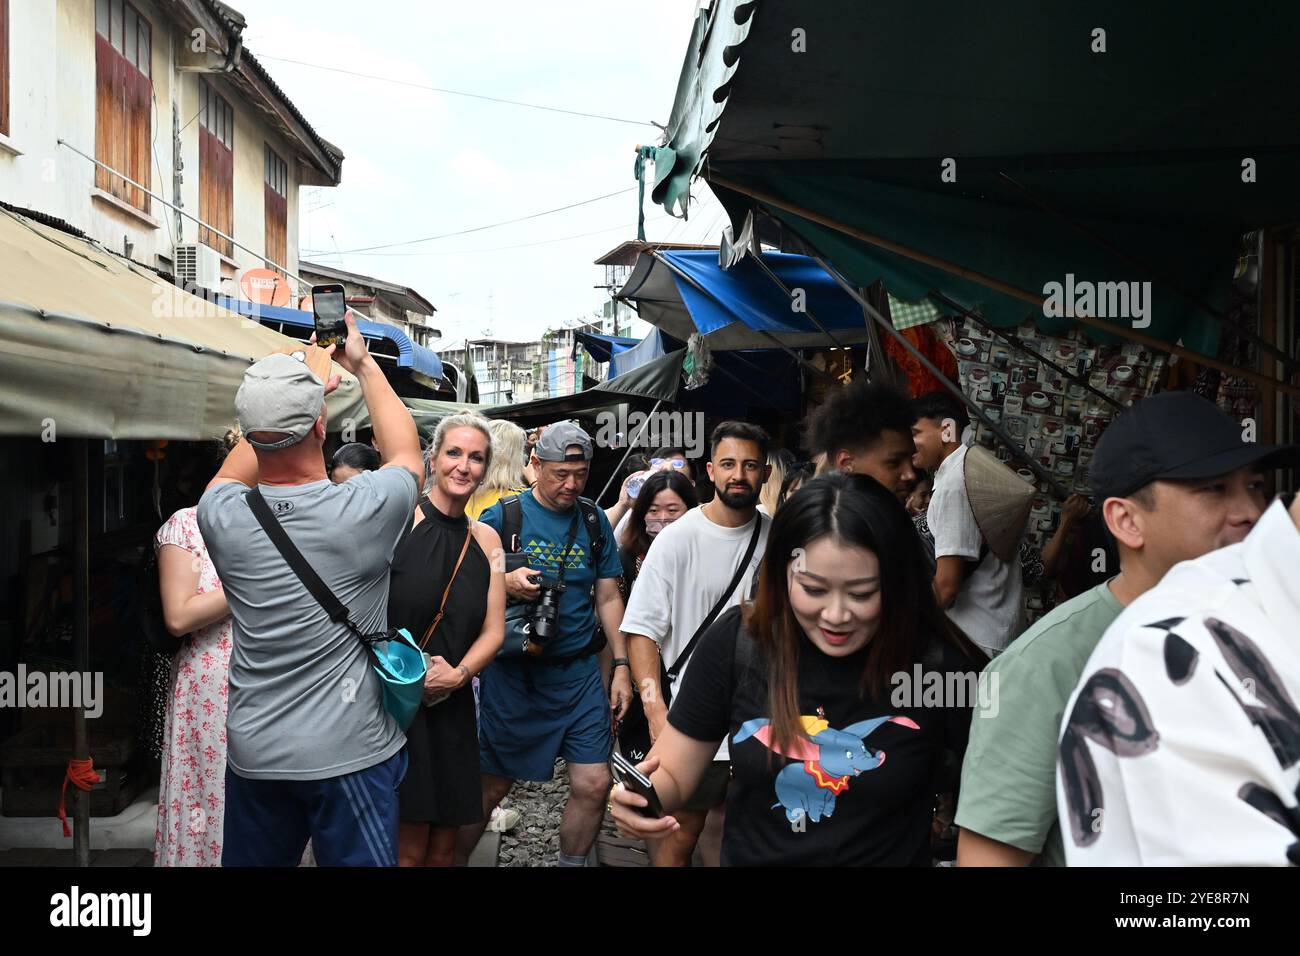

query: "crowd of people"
left=149, top=313, right=1300, bottom=867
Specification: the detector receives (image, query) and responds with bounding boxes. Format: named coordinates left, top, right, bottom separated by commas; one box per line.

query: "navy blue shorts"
left=479, top=662, right=611, bottom=781
left=222, top=748, right=408, bottom=867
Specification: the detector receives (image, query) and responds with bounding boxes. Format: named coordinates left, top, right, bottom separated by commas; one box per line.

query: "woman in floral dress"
left=153, top=502, right=233, bottom=866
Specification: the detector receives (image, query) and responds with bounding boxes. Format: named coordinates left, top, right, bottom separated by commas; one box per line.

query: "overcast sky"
left=234, top=0, right=718, bottom=343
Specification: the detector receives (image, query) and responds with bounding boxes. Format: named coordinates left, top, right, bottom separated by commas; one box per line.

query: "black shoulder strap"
left=577, top=497, right=605, bottom=567
left=618, top=543, right=637, bottom=587
left=246, top=490, right=362, bottom=639
left=501, top=495, right=523, bottom=553
left=665, top=513, right=764, bottom=683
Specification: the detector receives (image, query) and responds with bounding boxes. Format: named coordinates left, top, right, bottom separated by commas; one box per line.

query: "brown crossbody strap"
left=419, top=514, right=475, bottom=651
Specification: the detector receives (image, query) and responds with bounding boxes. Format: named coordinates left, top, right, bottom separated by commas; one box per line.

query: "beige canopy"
left=0, top=207, right=364, bottom=440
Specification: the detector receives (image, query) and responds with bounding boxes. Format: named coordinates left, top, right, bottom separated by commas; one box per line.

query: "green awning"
left=374, top=351, right=687, bottom=435
left=655, top=0, right=1300, bottom=358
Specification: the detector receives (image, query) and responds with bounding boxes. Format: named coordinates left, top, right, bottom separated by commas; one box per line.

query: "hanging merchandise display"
left=682, top=332, right=713, bottom=389
left=883, top=323, right=960, bottom=399
left=941, top=315, right=1166, bottom=623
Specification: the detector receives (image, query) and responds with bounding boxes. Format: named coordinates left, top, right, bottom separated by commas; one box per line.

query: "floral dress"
left=153, top=507, right=233, bottom=867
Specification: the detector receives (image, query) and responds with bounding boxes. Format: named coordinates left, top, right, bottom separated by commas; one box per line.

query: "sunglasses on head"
left=651, top=457, right=687, bottom=470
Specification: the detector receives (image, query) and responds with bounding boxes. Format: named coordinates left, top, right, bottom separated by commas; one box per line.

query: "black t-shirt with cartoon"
left=668, top=606, right=976, bottom=866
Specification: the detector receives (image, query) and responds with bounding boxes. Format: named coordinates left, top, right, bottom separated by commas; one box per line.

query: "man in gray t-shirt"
left=200, top=468, right=415, bottom=779
left=198, top=315, right=423, bottom=867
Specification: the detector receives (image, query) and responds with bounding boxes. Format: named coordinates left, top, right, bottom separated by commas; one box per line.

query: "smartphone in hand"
left=611, top=751, right=664, bottom=818
left=311, top=283, right=348, bottom=350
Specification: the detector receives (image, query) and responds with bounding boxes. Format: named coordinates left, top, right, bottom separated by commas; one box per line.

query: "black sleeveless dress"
left=388, top=498, right=490, bottom=825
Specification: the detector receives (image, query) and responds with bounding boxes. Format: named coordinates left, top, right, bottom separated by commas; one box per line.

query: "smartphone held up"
left=311, top=283, right=348, bottom=351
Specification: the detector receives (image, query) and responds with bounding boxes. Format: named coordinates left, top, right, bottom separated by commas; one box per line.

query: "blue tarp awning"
left=573, top=331, right=639, bottom=365
left=617, top=249, right=872, bottom=351
left=217, top=296, right=444, bottom=381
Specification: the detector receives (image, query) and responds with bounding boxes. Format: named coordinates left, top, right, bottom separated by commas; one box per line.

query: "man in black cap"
left=957, top=390, right=1297, bottom=866
left=463, top=421, right=632, bottom=866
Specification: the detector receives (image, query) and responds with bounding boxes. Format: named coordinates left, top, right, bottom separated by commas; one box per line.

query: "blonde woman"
left=759, top=451, right=787, bottom=516
left=390, top=412, right=506, bottom=866
left=154, top=428, right=240, bottom=866
left=466, top=418, right=528, bottom=520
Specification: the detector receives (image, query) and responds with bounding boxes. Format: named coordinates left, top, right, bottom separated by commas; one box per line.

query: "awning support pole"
left=816, top=257, right=1071, bottom=500
left=596, top=399, right=665, bottom=504
left=73, top=439, right=90, bottom=867
left=707, top=173, right=1300, bottom=400
left=744, top=252, right=852, bottom=352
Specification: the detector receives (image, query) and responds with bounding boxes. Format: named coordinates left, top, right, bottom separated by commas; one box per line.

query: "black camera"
left=524, top=575, right=566, bottom=656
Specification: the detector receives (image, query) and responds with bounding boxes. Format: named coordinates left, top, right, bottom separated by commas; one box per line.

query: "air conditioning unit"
left=173, top=243, right=223, bottom=293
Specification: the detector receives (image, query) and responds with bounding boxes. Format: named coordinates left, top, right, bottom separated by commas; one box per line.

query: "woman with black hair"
left=776, top=461, right=815, bottom=512
left=616, top=470, right=698, bottom=601
left=329, top=442, right=381, bottom=483
left=611, top=471, right=987, bottom=865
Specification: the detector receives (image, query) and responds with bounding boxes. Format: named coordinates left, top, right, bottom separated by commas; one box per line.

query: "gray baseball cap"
left=534, top=421, right=593, bottom=461
left=236, top=352, right=326, bottom=450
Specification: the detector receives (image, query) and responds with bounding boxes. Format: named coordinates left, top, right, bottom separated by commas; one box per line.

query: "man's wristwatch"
left=611, top=658, right=631, bottom=672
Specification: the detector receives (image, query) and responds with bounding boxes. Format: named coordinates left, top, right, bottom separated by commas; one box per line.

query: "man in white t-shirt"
left=622, top=422, right=771, bottom=866
left=911, top=391, right=1023, bottom=655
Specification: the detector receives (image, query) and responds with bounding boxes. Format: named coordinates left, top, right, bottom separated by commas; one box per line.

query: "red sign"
left=239, top=268, right=291, bottom=307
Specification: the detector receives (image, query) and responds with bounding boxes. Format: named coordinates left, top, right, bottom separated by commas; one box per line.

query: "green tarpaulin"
left=654, top=0, right=1300, bottom=358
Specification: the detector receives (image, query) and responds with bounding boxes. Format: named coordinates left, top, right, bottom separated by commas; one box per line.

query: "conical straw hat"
left=963, top=444, right=1035, bottom=562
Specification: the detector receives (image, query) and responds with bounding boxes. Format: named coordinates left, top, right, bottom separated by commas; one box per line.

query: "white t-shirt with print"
left=1056, top=497, right=1300, bottom=866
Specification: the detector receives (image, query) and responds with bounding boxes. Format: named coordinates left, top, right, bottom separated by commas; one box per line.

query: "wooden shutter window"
left=199, top=81, right=234, bottom=258
left=94, top=0, right=151, bottom=211
left=264, top=145, right=288, bottom=272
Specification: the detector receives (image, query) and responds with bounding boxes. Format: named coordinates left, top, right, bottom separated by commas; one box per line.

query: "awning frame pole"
left=596, top=399, right=665, bottom=504
left=816, top=256, right=1072, bottom=500
left=928, top=291, right=1126, bottom=412
left=743, top=252, right=852, bottom=353
left=707, top=173, right=1300, bottom=400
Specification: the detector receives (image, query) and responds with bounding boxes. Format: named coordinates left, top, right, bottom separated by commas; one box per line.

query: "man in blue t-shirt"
left=465, top=421, right=631, bottom=867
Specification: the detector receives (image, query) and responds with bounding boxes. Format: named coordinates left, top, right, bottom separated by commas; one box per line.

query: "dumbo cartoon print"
left=734, top=712, right=920, bottom=824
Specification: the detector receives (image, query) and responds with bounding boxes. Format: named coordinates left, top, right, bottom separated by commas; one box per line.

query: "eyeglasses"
left=651, top=457, right=687, bottom=471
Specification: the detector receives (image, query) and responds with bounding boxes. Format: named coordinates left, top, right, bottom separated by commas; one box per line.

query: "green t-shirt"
left=954, top=581, right=1123, bottom=866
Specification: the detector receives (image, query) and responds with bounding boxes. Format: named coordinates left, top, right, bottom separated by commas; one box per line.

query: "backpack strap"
left=500, top=495, right=523, bottom=553
left=576, top=497, right=605, bottom=568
